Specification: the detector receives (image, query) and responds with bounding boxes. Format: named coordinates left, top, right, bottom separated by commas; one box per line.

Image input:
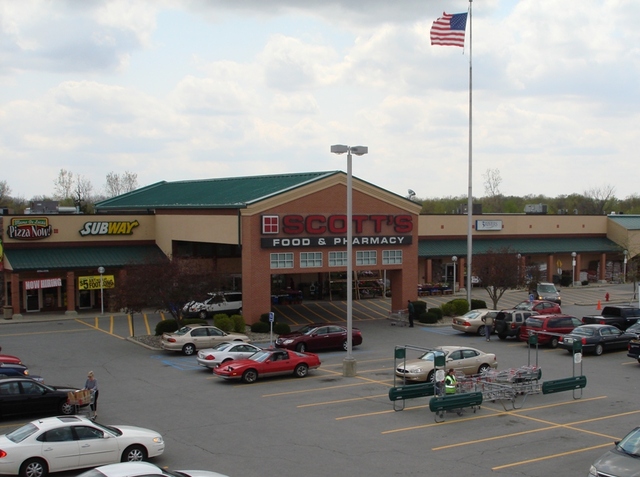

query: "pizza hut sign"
left=260, top=214, right=413, bottom=248
left=8, top=217, right=53, bottom=240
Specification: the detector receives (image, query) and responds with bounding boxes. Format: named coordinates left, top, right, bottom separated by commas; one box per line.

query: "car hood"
left=397, top=359, right=432, bottom=371
left=108, top=425, right=163, bottom=439
left=591, top=447, right=640, bottom=477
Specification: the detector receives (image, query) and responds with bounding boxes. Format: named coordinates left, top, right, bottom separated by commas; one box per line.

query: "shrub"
left=251, top=321, right=270, bottom=333
left=442, top=298, right=469, bottom=316
left=273, top=322, right=291, bottom=334
left=412, top=300, right=427, bottom=316
left=260, top=312, right=276, bottom=323
left=428, top=307, right=443, bottom=320
left=230, top=314, right=245, bottom=333
left=418, top=311, right=439, bottom=324
left=441, top=302, right=455, bottom=316
left=213, top=314, right=233, bottom=332
left=154, top=318, right=206, bottom=336
left=470, top=299, right=487, bottom=310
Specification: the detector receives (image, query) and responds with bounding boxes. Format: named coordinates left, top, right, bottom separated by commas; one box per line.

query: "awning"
left=4, top=245, right=168, bottom=271
left=418, top=236, right=622, bottom=258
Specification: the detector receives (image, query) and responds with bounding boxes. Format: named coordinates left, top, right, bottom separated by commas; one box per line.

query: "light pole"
left=516, top=253, right=522, bottom=287
left=331, top=144, right=368, bottom=377
left=571, top=252, right=577, bottom=287
left=623, top=250, right=628, bottom=284
left=98, top=266, right=105, bottom=315
left=452, top=256, right=458, bottom=293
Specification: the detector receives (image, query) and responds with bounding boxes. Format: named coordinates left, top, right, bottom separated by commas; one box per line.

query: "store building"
left=1, top=171, right=638, bottom=322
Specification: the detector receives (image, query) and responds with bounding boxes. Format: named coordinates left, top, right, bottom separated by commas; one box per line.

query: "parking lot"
left=2, top=284, right=639, bottom=477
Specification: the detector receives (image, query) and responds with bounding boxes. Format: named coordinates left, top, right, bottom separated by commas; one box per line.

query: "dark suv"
left=518, top=314, right=583, bottom=348
left=494, top=310, right=539, bottom=340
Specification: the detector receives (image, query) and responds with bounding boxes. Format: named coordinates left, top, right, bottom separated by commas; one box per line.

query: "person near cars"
left=407, top=300, right=415, bottom=327
left=84, top=370, right=99, bottom=415
left=482, top=313, right=494, bottom=341
left=445, top=368, right=457, bottom=394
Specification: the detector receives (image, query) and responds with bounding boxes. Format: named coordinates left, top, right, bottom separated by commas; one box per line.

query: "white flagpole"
left=466, top=0, right=473, bottom=306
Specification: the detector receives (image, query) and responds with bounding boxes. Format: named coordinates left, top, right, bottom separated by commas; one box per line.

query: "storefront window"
left=270, top=253, right=294, bottom=269
left=329, top=251, right=348, bottom=267
left=300, top=252, right=322, bottom=268
left=356, top=251, right=377, bottom=266
left=383, top=250, right=403, bottom=265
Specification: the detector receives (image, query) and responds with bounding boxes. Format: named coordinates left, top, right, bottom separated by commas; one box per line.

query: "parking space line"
left=74, top=318, right=126, bottom=340
left=492, top=443, right=613, bottom=471
left=298, top=394, right=389, bottom=408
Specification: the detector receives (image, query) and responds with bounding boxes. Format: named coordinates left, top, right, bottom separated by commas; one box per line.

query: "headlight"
left=283, top=339, right=294, bottom=345
left=588, top=465, right=597, bottom=476
left=153, top=436, right=163, bottom=444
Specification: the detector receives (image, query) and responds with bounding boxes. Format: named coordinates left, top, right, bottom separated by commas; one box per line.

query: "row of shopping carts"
left=455, top=365, right=542, bottom=410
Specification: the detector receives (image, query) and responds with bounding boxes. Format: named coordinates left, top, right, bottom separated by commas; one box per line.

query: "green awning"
left=5, top=245, right=167, bottom=271
left=418, top=236, right=621, bottom=258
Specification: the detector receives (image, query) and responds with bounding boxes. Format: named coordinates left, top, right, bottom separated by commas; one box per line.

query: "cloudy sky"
left=1, top=0, right=638, bottom=202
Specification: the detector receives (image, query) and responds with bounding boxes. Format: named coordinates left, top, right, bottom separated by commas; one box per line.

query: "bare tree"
left=473, top=247, right=521, bottom=309
left=105, top=171, right=139, bottom=198
left=482, top=168, right=503, bottom=213
left=53, top=169, right=74, bottom=200
left=583, top=185, right=616, bottom=215
left=0, top=180, right=11, bottom=203
left=73, top=174, right=94, bottom=209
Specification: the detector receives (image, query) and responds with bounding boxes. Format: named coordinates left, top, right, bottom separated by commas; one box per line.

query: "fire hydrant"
left=605, top=292, right=610, bottom=302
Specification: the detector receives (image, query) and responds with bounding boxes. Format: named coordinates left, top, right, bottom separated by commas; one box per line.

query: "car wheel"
left=198, top=310, right=208, bottom=320
left=477, top=325, right=486, bottom=336
left=427, top=370, right=435, bottom=383
left=549, top=337, right=559, bottom=349
left=296, top=343, right=307, bottom=353
left=594, top=344, right=604, bottom=356
left=294, top=364, right=309, bottom=378
left=122, top=445, right=147, bottom=462
left=498, top=334, right=507, bottom=341
left=478, top=364, right=490, bottom=374
left=60, top=400, right=74, bottom=415
left=182, top=343, right=196, bottom=356
left=20, top=458, right=48, bottom=477
left=342, top=340, right=348, bottom=351
left=242, top=369, right=258, bottom=383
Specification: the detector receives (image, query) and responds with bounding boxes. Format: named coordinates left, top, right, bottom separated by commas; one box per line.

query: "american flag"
left=430, top=12, right=468, bottom=47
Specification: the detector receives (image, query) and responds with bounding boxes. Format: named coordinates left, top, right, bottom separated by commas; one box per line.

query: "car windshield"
left=174, top=326, right=194, bottom=336
left=617, top=428, right=640, bottom=456
left=417, top=350, right=445, bottom=362
left=6, top=422, right=39, bottom=443
left=462, top=310, right=481, bottom=319
left=297, top=325, right=318, bottom=335
left=515, top=302, right=532, bottom=310
left=538, top=284, right=556, bottom=293
left=211, top=342, right=233, bottom=351
left=248, top=351, right=273, bottom=363
left=572, top=327, right=595, bottom=337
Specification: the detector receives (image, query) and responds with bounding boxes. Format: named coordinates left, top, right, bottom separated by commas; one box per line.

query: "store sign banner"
left=78, top=275, right=116, bottom=290
left=476, top=220, right=502, bottom=231
left=24, top=278, right=62, bottom=290
left=8, top=217, right=53, bottom=240
left=261, top=235, right=412, bottom=248
left=79, top=220, right=139, bottom=236
left=261, top=214, right=413, bottom=235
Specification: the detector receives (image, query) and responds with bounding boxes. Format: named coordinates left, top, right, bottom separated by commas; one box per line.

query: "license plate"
left=564, top=337, right=573, bottom=344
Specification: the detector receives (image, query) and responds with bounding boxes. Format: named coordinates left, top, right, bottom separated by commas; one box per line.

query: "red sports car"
left=275, top=323, right=363, bottom=352
left=213, top=348, right=321, bottom=383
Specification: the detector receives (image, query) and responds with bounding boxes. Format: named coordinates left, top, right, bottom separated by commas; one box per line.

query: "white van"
left=182, top=292, right=243, bottom=319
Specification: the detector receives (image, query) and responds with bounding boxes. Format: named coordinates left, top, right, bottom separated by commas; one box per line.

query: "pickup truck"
left=582, top=305, right=640, bottom=331
left=628, top=339, right=640, bottom=363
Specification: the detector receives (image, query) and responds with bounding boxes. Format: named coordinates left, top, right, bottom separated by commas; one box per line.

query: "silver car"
left=196, top=341, right=262, bottom=369
left=452, top=309, right=498, bottom=336
left=161, top=325, right=250, bottom=356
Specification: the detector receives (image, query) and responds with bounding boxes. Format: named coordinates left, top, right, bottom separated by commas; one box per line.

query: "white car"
left=0, top=415, right=164, bottom=477
left=161, top=325, right=250, bottom=356
left=76, top=461, right=229, bottom=477
left=196, top=342, right=262, bottom=369
left=182, top=292, right=242, bottom=319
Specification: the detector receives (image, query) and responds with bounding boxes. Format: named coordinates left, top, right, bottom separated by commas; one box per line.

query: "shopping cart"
left=67, top=389, right=96, bottom=420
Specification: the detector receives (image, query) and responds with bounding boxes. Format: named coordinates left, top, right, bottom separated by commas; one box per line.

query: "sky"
left=1, top=0, right=639, bottom=202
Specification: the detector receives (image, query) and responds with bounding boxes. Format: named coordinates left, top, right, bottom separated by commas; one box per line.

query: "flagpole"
left=466, top=0, right=473, bottom=306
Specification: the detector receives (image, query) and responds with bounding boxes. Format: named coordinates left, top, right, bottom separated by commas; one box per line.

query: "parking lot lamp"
left=571, top=252, right=577, bottom=287
left=452, top=256, right=458, bottom=293
left=331, top=144, right=368, bottom=377
left=98, top=266, right=105, bottom=315
left=623, top=250, right=628, bottom=284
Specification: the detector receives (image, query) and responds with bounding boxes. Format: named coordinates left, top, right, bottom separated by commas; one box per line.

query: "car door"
left=188, top=327, right=209, bottom=348
left=19, top=380, right=59, bottom=415
left=325, top=325, right=347, bottom=349
left=232, top=344, right=258, bottom=360
left=445, top=349, right=468, bottom=373
left=603, top=326, right=627, bottom=350
left=0, top=381, right=25, bottom=416
left=74, top=424, right=120, bottom=467
left=263, top=351, right=292, bottom=376
left=38, top=426, right=80, bottom=472
left=207, top=327, right=227, bottom=346
left=305, top=326, right=330, bottom=351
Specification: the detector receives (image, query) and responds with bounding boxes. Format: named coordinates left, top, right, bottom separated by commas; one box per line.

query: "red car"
left=514, top=300, right=562, bottom=314
left=0, top=353, right=22, bottom=365
left=213, top=348, right=321, bottom=383
left=275, top=324, right=363, bottom=352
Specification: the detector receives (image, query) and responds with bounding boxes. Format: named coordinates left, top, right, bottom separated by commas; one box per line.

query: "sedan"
left=213, top=348, right=321, bottom=384
left=558, top=324, right=637, bottom=356
left=514, top=300, right=562, bottom=314
left=77, top=462, right=229, bottom=477
left=0, top=415, right=164, bottom=477
left=0, top=377, right=77, bottom=419
left=275, top=324, right=363, bottom=352
left=0, top=353, right=22, bottom=365
left=452, top=309, right=498, bottom=335
left=0, top=363, right=43, bottom=383
left=589, top=426, right=640, bottom=477
left=196, top=342, right=263, bottom=369
left=161, top=325, right=250, bottom=356
left=394, top=345, right=498, bottom=383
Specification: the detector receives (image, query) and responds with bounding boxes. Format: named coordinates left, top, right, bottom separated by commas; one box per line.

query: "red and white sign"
left=24, top=278, right=62, bottom=290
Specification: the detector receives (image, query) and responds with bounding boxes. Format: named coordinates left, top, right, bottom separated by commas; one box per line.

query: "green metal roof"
left=607, top=215, right=640, bottom=230
left=418, top=237, right=621, bottom=258
left=95, top=171, right=341, bottom=210
left=5, top=245, right=167, bottom=271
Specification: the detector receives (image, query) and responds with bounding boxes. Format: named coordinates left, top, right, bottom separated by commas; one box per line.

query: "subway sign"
left=260, top=214, right=413, bottom=248
left=79, top=220, right=139, bottom=236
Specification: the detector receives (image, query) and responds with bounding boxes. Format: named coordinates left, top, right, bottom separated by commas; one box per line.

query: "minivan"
left=530, top=282, right=561, bottom=305
left=518, top=314, right=583, bottom=348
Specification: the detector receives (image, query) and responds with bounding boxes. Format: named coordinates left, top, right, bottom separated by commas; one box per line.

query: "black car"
left=558, top=324, right=637, bottom=356
left=0, top=362, right=43, bottom=382
left=494, top=310, right=538, bottom=340
left=0, top=377, right=77, bottom=418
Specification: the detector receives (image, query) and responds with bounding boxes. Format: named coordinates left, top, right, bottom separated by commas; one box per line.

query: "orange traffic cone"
left=596, top=300, right=602, bottom=310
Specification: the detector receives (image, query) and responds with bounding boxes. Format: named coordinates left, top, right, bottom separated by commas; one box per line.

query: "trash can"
left=3, top=306, right=13, bottom=320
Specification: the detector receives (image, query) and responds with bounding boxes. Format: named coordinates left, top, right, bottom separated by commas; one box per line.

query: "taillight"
left=582, top=337, right=587, bottom=345
left=511, top=323, right=516, bottom=329
left=599, top=320, right=606, bottom=325
left=205, top=355, right=214, bottom=361
left=0, top=450, right=6, bottom=458
left=167, top=338, right=176, bottom=343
